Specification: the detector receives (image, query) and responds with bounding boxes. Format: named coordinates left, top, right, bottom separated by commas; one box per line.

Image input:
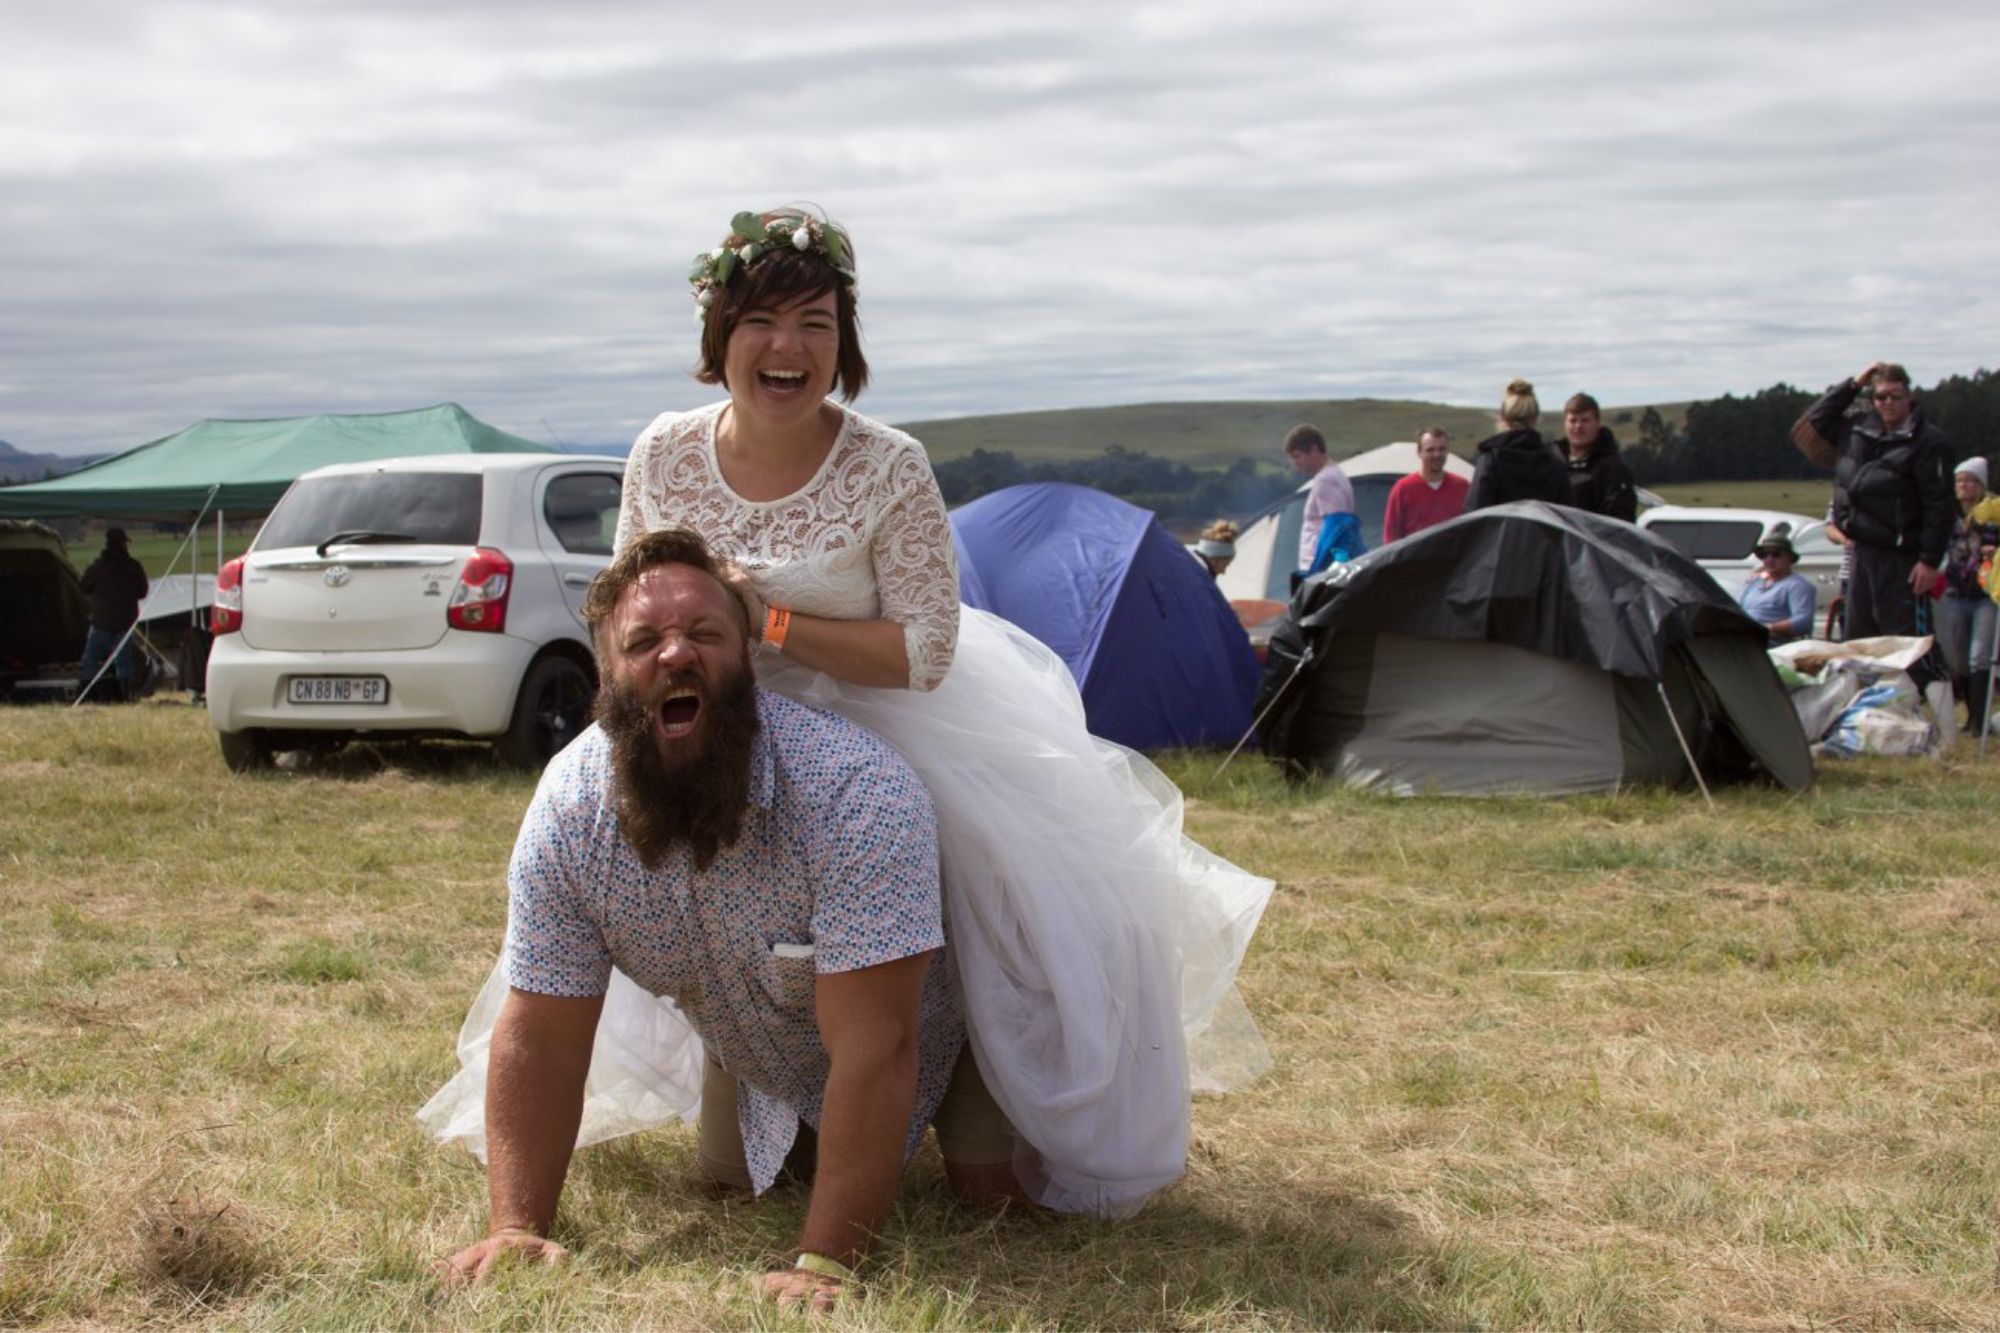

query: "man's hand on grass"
left=442, top=1228, right=569, bottom=1285
left=759, top=1267, right=846, bottom=1312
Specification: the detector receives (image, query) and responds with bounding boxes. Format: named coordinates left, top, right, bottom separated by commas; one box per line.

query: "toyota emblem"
left=324, top=565, right=351, bottom=587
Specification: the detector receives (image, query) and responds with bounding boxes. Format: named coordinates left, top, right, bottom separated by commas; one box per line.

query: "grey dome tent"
left=1253, top=502, right=1813, bottom=795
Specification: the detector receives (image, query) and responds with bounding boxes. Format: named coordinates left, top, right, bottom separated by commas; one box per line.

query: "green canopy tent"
left=0, top=403, right=554, bottom=521
left=0, top=404, right=556, bottom=703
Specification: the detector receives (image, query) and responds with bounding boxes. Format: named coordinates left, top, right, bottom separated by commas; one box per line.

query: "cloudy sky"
left=5, top=0, right=1997, bottom=457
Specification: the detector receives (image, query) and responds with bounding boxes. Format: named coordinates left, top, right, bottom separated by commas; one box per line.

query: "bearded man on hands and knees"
left=444, top=528, right=1019, bottom=1310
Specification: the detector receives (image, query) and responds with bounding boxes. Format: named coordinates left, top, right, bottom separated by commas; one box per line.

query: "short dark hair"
left=1874, top=363, right=1912, bottom=391
left=1564, top=393, right=1601, bottom=417
left=583, top=528, right=749, bottom=652
left=1417, top=426, right=1451, bottom=445
left=695, top=248, right=869, bottom=402
left=1283, top=424, right=1327, bottom=455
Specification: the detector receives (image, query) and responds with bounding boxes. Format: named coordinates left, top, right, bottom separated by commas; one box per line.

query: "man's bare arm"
left=798, top=951, right=933, bottom=1264
left=444, top=987, right=603, bottom=1283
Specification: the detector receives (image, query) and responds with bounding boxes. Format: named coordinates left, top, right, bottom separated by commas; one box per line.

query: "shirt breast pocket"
left=754, top=943, right=819, bottom=1015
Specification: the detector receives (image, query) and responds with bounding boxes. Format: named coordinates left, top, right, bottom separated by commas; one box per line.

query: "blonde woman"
left=1191, top=518, right=1237, bottom=578
left=1467, top=378, right=1572, bottom=511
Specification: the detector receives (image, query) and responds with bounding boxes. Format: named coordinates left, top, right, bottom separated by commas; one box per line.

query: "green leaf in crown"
left=821, top=227, right=851, bottom=274
left=730, top=211, right=770, bottom=243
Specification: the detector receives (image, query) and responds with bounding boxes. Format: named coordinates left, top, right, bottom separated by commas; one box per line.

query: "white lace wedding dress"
left=419, top=402, right=1273, bottom=1216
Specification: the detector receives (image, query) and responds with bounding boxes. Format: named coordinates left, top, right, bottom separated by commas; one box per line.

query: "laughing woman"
left=424, top=207, right=1273, bottom=1219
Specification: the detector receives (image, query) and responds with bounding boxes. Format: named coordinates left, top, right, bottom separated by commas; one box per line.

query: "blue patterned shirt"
left=504, top=690, right=962, bottom=1194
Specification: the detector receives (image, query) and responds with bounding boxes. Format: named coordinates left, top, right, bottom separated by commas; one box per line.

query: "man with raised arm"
left=1791, top=361, right=1954, bottom=640
left=443, top=527, right=1017, bottom=1310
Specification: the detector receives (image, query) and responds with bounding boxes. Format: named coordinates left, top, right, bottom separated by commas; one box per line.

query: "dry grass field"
left=3, top=698, right=1997, bottom=1330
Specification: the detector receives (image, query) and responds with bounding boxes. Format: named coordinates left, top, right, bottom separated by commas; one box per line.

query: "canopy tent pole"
left=1655, top=680, right=1716, bottom=809
left=73, top=484, right=222, bottom=707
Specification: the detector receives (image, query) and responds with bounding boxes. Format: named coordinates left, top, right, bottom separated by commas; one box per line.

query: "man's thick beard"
left=599, top=663, right=761, bottom=872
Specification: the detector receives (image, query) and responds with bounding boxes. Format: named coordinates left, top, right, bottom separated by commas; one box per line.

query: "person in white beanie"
left=1938, top=455, right=2000, bottom=733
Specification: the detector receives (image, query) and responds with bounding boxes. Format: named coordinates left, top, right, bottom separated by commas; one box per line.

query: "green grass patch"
left=2, top=702, right=1997, bottom=1327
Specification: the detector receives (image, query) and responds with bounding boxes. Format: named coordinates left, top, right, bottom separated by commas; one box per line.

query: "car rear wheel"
left=218, top=729, right=274, bottom=772
left=498, top=655, right=593, bottom=769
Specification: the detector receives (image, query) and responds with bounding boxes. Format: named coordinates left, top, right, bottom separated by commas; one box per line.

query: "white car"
left=1637, top=505, right=1846, bottom=634
left=206, top=452, right=626, bottom=770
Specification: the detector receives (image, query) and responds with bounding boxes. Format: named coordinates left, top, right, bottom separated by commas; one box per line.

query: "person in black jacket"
left=1560, top=392, right=1637, bottom=521
left=79, top=527, right=150, bottom=700
left=1467, top=378, right=1571, bottom=511
left=1790, top=361, right=1953, bottom=640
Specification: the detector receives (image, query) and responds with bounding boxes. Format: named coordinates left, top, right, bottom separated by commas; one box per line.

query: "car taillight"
left=212, top=557, right=245, bottom=634
left=448, top=547, right=513, bottom=633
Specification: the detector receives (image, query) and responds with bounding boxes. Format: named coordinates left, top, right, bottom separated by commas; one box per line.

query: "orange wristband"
left=763, top=604, right=791, bottom=651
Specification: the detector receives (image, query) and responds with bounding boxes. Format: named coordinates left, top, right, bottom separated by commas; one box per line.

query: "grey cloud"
left=4, top=1, right=1999, bottom=456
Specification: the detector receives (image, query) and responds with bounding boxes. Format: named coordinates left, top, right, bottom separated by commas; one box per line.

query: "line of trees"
left=1623, top=368, right=1999, bottom=484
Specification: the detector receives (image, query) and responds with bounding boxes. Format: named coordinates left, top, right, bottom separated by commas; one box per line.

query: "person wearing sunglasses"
left=1735, top=531, right=1817, bottom=644
left=1790, top=362, right=1955, bottom=649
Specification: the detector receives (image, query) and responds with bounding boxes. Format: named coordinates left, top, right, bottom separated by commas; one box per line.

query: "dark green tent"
left=1254, top=502, right=1815, bottom=795
left=0, top=404, right=553, bottom=520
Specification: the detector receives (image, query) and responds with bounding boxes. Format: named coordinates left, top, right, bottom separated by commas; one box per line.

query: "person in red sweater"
left=1383, top=428, right=1470, bottom=543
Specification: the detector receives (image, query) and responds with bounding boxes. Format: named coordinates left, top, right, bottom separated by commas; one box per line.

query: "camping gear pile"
left=1769, top=637, right=1946, bottom=759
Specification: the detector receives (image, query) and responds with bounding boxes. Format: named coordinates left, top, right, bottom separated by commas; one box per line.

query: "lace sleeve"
left=873, top=468, right=960, bottom=692
left=614, top=412, right=676, bottom=555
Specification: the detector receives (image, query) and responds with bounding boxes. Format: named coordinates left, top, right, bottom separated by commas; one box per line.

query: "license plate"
left=287, top=675, right=388, bottom=705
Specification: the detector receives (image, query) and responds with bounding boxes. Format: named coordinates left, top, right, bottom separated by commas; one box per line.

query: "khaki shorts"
left=698, top=1042, right=1015, bottom=1191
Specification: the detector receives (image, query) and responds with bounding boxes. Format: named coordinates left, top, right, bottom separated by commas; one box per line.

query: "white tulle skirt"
left=418, top=607, right=1272, bottom=1216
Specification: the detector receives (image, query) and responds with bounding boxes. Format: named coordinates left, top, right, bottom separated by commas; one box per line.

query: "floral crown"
left=688, top=209, right=856, bottom=322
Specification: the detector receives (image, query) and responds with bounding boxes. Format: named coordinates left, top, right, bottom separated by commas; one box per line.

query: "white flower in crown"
left=698, top=288, right=715, bottom=307
left=792, top=224, right=812, bottom=251
left=710, top=247, right=725, bottom=261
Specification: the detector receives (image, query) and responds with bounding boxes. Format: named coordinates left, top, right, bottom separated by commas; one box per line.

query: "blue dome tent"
left=950, top=483, right=1259, bottom=751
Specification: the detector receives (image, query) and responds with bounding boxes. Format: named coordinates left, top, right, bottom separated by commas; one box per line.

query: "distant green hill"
left=898, top=398, right=1688, bottom=465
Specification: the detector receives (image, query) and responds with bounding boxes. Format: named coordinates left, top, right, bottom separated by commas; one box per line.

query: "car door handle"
left=564, top=572, right=594, bottom=586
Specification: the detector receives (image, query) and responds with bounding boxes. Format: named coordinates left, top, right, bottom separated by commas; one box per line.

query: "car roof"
left=1639, top=505, right=1819, bottom=527
left=293, top=452, right=625, bottom=481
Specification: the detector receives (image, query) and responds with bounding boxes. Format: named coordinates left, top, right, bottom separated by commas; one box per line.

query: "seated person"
left=1736, top=531, right=1817, bottom=643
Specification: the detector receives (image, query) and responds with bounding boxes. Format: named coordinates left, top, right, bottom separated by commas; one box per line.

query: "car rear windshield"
left=256, top=473, right=483, bottom=550
left=1645, top=519, right=1765, bottom=560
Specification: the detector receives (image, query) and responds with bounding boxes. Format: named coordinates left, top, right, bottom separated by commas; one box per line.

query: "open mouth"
left=657, top=686, right=702, bottom=739
left=756, top=368, right=808, bottom=395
